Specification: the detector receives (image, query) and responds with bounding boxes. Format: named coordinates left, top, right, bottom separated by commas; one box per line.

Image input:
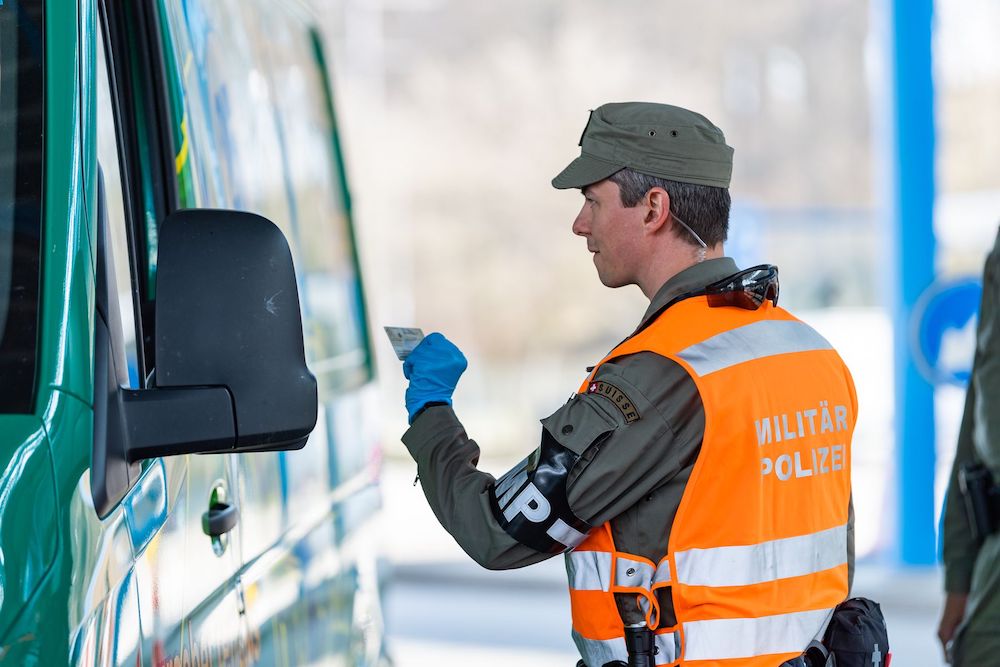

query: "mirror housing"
left=93, top=204, right=318, bottom=517
left=126, top=208, right=318, bottom=459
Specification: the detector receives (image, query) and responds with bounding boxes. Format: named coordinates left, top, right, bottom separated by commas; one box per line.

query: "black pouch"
left=959, top=463, right=1000, bottom=542
left=823, top=598, right=890, bottom=667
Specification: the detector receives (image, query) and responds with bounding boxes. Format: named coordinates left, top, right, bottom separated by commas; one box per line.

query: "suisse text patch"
left=587, top=381, right=640, bottom=424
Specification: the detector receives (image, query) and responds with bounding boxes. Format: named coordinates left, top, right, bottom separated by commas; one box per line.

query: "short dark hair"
left=607, top=168, right=730, bottom=247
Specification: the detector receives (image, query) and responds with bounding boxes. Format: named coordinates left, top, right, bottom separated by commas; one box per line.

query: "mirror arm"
left=122, top=387, right=237, bottom=462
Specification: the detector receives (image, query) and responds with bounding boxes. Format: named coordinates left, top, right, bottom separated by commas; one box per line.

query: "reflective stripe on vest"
left=572, top=632, right=627, bottom=666
left=674, top=523, right=848, bottom=587
left=683, top=608, right=835, bottom=660
left=566, top=297, right=855, bottom=666
left=676, top=319, right=833, bottom=376
left=567, top=552, right=671, bottom=591
left=615, top=556, right=656, bottom=589
left=567, top=551, right=612, bottom=591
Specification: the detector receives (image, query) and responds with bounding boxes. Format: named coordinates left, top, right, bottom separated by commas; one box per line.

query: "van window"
left=158, top=0, right=372, bottom=389
left=96, top=21, right=141, bottom=387
left=258, top=13, right=372, bottom=389
left=0, top=0, right=45, bottom=414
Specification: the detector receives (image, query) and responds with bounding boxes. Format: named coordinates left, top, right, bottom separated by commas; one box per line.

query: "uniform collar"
left=636, top=257, right=740, bottom=332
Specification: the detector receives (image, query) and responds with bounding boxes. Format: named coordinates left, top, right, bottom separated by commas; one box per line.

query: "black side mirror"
left=123, top=208, right=318, bottom=460
left=93, top=204, right=318, bottom=517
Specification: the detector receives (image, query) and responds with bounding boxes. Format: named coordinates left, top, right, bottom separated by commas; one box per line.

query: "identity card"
left=384, top=326, right=425, bottom=360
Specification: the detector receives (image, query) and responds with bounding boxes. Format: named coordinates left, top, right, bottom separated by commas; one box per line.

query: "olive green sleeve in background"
left=942, top=229, right=1000, bottom=594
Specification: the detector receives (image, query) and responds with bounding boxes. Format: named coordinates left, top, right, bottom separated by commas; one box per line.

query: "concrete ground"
left=378, top=462, right=947, bottom=666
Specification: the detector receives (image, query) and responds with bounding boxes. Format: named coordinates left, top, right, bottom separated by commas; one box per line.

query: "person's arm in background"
left=847, top=494, right=855, bottom=592
left=972, top=234, right=1000, bottom=508
left=939, top=382, right=977, bottom=656
left=938, top=229, right=999, bottom=657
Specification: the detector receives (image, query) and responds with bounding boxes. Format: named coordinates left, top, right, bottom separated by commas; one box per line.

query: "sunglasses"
left=705, top=264, right=780, bottom=310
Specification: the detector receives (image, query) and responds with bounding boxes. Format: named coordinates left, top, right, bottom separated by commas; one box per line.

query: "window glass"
left=159, top=0, right=290, bottom=224
left=255, top=9, right=371, bottom=388
left=97, top=27, right=141, bottom=388
left=0, top=0, right=45, bottom=413
left=158, top=0, right=371, bottom=389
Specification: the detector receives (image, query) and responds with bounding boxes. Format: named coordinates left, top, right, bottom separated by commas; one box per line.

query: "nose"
left=572, top=205, right=589, bottom=237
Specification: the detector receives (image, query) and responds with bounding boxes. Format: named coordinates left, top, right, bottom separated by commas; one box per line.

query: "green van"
left=1, top=0, right=388, bottom=664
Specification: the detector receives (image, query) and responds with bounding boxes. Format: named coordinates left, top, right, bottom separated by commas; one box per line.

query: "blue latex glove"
left=403, top=332, right=468, bottom=424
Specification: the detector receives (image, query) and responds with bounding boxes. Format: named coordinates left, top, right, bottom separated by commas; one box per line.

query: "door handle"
left=201, top=502, right=240, bottom=537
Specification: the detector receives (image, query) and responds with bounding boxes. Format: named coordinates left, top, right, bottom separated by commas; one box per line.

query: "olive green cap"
left=552, top=102, right=734, bottom=190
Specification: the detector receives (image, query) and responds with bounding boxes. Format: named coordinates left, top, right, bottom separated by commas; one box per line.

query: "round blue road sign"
left=911, top=278, right=982, bottom=386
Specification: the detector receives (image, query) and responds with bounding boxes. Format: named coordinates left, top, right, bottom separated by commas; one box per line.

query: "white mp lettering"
left=775, top=454, right=793, bottom=481
left=503, top=482, right=552, bottom=523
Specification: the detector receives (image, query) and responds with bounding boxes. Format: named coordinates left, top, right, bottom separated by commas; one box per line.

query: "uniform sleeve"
left=400, top=352, right=699, bottom=569
left=560, top=354, right=701, bottom=528
left=401, top=406, right=554, bottom=570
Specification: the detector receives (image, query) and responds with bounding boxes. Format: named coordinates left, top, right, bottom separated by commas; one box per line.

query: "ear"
left=642, top=187, right=671, bottom=236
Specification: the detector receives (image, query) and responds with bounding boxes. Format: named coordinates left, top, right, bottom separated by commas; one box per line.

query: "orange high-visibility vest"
left=568, top=296, right=856, bottom=666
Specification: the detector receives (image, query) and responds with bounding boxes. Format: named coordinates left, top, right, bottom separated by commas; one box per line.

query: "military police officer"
left=939, top=227, right=1000, bottom=665
left=400, top=102, right=857, bottom=666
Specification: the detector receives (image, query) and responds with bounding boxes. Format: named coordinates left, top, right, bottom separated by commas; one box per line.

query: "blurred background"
left=303, top=0, right=999, bottom=664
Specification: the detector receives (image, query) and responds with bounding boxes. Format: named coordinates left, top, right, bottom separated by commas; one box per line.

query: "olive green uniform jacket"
left=942, top=228, right=1000, bottom=664
left=402, top=258, right=855, bottom=626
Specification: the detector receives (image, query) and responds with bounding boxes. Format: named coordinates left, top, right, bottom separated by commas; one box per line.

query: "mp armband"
left=488, top=430, right=593, bottom=553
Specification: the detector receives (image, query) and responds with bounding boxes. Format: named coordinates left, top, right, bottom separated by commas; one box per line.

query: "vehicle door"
left=72, top=2, right=248, bottom=664
left=152, top=1, right=384, bottom=663
left=234, top=5, right=385, bottom=663
left=0, top=2, right=64, bottom=663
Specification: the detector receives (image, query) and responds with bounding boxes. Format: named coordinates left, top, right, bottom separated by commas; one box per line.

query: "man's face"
left=572, top=179, right=646, bottom=288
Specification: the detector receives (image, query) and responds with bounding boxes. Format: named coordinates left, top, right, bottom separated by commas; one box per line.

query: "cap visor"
left=551, top=154, right=623, bottom=190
